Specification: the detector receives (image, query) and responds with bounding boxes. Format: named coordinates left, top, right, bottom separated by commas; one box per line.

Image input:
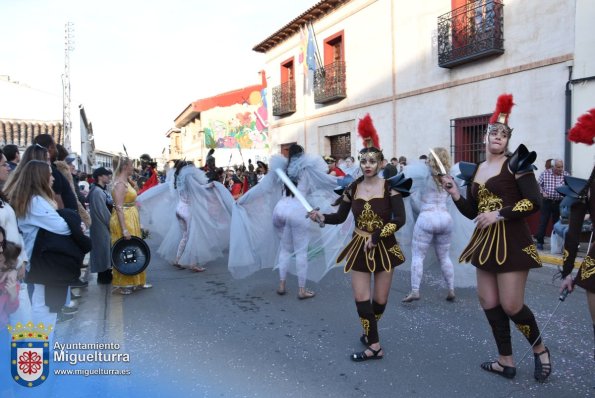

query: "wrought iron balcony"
left=272, top=80, right=296, bottom=117
left=314, top=61, right=346, bottom=104
left=437, top=0, right=504, bottom=68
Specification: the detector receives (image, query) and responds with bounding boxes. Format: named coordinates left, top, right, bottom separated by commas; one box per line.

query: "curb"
left=539, top=252, right=582, bottom=268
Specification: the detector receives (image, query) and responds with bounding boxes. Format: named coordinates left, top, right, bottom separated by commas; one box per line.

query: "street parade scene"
left=1, top=0, right=594, bottom=397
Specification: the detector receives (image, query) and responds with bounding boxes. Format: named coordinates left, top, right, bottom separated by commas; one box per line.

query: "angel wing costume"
left=228, top=154, right=354, bottom=283
left=137, top=165, right=234, bottom=266
left=402, top=160, right=476, bottom=288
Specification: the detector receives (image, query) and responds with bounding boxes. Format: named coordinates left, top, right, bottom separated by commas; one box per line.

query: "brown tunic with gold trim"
left=454, top=159, right=542, bottom=273
left=324, top=180, right=406, bottom=273
left=561, top=165, right=595, bottom=292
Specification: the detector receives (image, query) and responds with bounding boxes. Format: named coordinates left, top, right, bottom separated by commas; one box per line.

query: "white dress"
left=137, top=166, right=234, bottom=266
left=228, top=154, right=354, bottom=283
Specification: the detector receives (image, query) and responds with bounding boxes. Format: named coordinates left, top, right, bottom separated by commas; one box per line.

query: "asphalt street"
left=5, top=239, right=594, bottom=398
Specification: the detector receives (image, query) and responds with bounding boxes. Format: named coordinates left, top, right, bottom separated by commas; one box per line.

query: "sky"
left=0, top=0, right=317, bottom=158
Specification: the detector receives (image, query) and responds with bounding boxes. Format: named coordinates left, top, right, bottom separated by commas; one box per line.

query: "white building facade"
left=255, top=0, right=594, bottom=177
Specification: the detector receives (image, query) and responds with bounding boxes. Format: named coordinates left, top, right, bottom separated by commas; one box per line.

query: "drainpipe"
left=565, top=67, right=595, bottom=175
left=565, top=66, right=573, bottom=173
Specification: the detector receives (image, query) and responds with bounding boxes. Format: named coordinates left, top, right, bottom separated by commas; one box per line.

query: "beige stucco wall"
left=265, top=0, right=395, bottom=157
left=570, top=0, right=595, bottom=179
left=394, top=0, right=576, bottom=167
left=260, top=0, right=592, bottom=171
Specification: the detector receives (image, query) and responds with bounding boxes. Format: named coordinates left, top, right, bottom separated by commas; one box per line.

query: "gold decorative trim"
left=512, top=199, right=533, bottom=212
left=562, top=249, right=569, bottom=263
left=360, top=318, right=370, bottom=336
left=379, top=223, right=397, bottom=238
left=580, top=256, right=595, bottom=280
left=460, top=220, right=507, bottom=266
left=388, top=244, right=404, bottom=261
left=356, top=202, right=384, bottom=232
left=477, top=184, right=503, bottom=213
left=522, top=244, right=542, bottom=265
left=515, top=324, right=531, bottom=339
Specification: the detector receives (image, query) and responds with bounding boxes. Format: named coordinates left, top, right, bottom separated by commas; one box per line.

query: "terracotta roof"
left=253, top=0, right=351, bottom=53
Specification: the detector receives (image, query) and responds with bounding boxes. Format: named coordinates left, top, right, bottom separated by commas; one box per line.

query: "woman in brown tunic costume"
left=441, top=94, right=551, bottom=382
left=559, top=108, right=595, bottom=360
left=309, top=114, right=411, bottom=362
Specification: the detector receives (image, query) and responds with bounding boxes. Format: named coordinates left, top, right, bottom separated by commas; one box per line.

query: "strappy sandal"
left=188, top=266, right=206, bottom=273
left=298, top=289, right=315, bottom=300
left=480, top=361, right=516, bottom=379
left=114, top=287, right=133, bottom=295
left=351, top=346, right=383, bottom=362
left=534, top=346, right=552, bottom=382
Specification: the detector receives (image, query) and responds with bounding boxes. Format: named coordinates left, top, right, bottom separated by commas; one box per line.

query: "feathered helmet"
left=487, top=94, right=515, bottom=135
left=358, top=114, right=383, bottom=162
left=568, top=108, right=595, bottom=146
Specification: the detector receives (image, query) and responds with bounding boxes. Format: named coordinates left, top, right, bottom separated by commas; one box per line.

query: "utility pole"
left=62, top=22, right=74, bottom=151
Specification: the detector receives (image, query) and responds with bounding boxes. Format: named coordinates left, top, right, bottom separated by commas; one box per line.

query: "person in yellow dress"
left=110, top=156, right=152, bottom=294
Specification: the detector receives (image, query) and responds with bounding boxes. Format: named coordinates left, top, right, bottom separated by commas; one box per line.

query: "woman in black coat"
left=26, top=208, right=92, bottom=312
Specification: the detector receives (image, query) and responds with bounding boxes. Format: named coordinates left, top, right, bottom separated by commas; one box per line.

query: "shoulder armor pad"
left=334, top=175, right=355, bottom=196
left=556, top=175, right=588, bottom=199
left=508, top=144, right=537, bottom=174
left=456, top=162, right=478, bottom=186
left=387, top=173, right=412, bottom=198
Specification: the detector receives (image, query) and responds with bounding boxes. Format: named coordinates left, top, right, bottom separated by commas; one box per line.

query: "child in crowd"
left=0, top=226, right=22, bottom=328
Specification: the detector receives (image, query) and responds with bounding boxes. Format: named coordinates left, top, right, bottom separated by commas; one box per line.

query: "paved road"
left=4, top=242, right=594, bottom=398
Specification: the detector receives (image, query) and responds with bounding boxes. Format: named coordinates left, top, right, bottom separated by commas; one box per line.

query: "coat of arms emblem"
left=8, top=321, right=52, bottom=387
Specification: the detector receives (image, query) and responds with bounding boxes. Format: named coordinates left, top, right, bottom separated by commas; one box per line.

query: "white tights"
left=273, top=197, right=310, bottom=288
left=410, top=210, right=454, bottom=292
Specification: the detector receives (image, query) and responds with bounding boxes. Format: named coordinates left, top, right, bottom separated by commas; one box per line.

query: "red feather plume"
left=568, top=108, right=595, bottom=145
left=357, top=114, right=380, bottom=149
left=489, top=94, right=515, bottom=125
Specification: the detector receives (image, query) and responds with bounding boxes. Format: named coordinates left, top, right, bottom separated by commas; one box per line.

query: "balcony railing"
left=272, top=80, right=296, bottom=116
left=437, top=0, right=504, bottom=68
left=314, top=61, right=346, bottom=104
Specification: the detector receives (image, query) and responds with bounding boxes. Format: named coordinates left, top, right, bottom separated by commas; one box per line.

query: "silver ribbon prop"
left=517, top=288, right=570, bottom=365
left=274, top=168, right=325, bottom=227
left=429, top=148, right=453, bottom=189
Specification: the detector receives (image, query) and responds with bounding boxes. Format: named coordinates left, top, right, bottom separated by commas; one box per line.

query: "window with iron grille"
left=437, top=0, right=504, bottom=68
left=329, top=133, right=351, bottom=161
left=314, top=31, right=346, bottom=104
left=450, top=114, right=490, bottom=163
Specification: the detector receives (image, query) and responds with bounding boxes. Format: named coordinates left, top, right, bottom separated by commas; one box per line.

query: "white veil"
left=228, top=154, right=354, bottom=282
left=137, top=166, right=234, bottom=265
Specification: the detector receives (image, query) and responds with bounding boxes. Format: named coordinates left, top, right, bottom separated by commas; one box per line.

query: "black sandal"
left=351, top=346, right=383, bottom=362
left=533, top=346, right=552, bottom=382
left=480, top=361, right=516, bottom=379
left=360, top=334, right=368, bottom=347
